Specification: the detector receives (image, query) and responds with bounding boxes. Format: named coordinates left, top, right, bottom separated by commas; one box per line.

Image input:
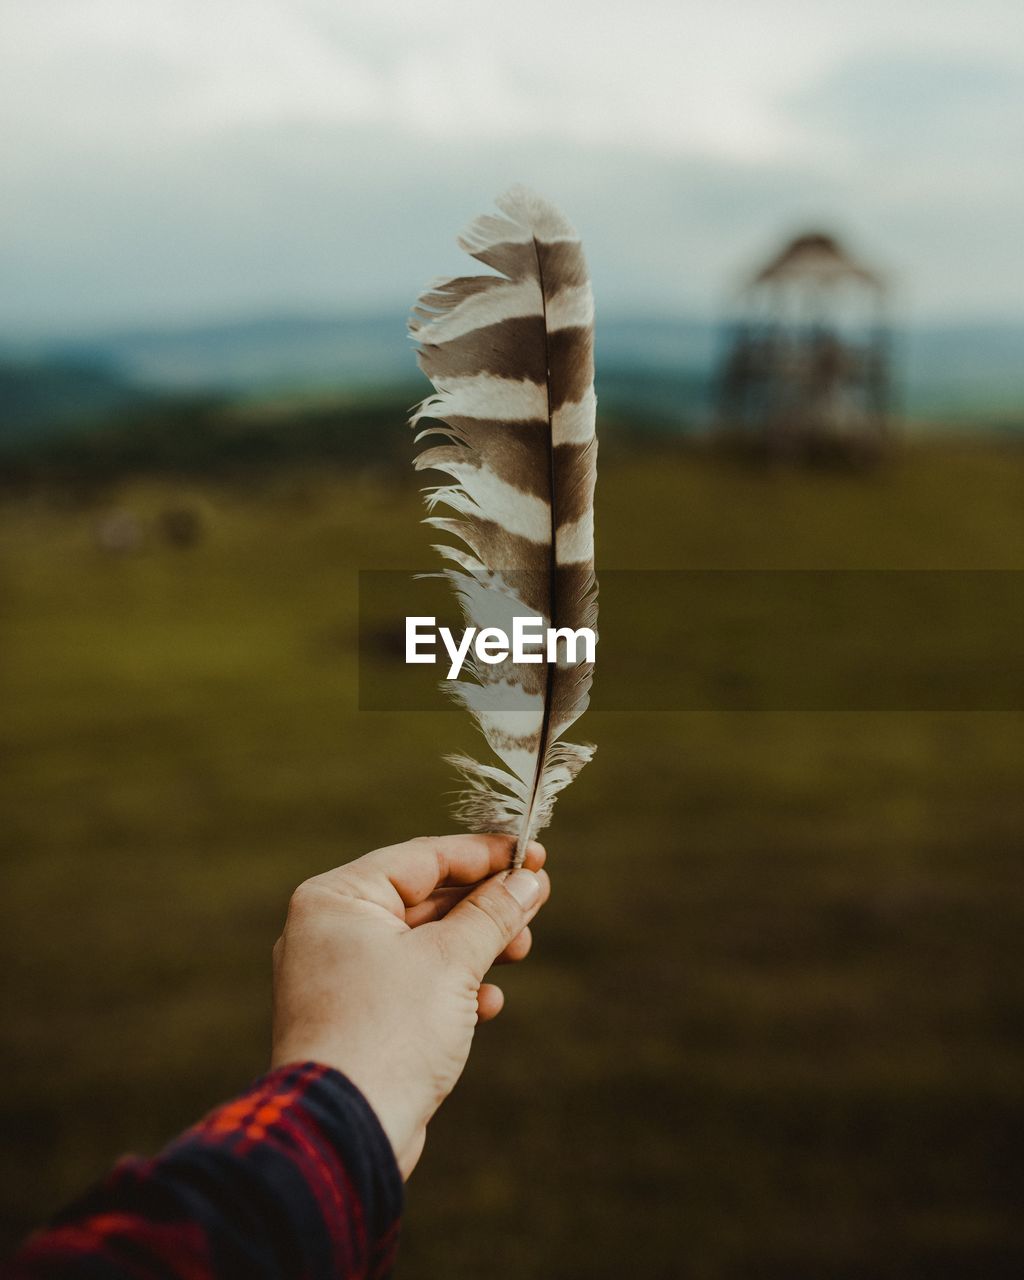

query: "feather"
left=409, top=186, right=598, bottom=868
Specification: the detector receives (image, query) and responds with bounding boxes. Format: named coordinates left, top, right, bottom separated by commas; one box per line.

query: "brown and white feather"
left=409, top=187, right=598, bottom=867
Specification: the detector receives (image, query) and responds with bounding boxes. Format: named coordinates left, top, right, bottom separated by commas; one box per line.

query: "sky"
left=3, top=0, right=1024, bottom=334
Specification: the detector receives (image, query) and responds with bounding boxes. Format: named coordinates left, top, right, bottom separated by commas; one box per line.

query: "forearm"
left=8, top=1062, right=403, bottom=1280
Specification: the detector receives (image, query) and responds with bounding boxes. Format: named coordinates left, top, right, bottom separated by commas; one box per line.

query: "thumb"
left=439, top=868, right=546, bottom=980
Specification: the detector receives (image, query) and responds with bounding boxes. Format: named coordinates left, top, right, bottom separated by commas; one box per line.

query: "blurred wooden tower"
left=716, top=231, right=890, bottom=459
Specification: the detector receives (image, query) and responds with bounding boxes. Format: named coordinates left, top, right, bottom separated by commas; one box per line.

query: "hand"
left=270, top=834, right=550, bottom=1178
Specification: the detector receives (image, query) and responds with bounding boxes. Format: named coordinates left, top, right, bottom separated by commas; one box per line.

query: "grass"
left=1, top=439, right=1023, bottom=1277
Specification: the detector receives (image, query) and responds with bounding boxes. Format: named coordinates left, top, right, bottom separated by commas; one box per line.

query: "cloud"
left=790, top=50, right=1024, bottom=179
left=781, top=50, right=1024, bottom=312
left=3, top=1, right=1024, bottom=330
left=0, top=120, right=854, bottom=330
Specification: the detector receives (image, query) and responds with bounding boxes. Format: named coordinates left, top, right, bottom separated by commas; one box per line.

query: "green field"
left=2, top=441, right=1023, bottom=1277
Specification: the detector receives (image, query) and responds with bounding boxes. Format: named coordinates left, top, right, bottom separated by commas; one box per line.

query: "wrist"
left=272, top=1044, right=423, bottom=1178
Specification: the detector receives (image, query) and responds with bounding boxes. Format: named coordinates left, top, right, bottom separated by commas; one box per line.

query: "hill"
left=3, top=314, right=1022, bottom=454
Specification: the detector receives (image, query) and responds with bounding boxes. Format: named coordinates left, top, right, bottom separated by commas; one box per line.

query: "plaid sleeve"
left=7, top=1062, right=403, bottom=1280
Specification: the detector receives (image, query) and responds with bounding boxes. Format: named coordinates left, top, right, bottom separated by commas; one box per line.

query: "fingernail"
left=505, top=869, right=541, bottom=909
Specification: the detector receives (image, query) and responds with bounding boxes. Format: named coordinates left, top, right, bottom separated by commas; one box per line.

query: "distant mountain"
left=899, top=323, right=1024, bottom=420
left=0, top=358, right=153, bottom=450
left=1, top=312, right=1021, bottom=447
left=54, top=314, right=414, bottom=396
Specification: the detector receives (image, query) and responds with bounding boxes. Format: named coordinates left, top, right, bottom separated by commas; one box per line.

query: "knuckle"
left=464, top=886, right=519, bottom=940
left=461, top=897, right=501, bottom=937
left=286, top=881, right=322, bottom=921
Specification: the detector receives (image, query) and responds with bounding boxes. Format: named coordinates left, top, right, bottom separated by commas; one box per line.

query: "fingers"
left=495, top=926, right=532, bottom=965
left=477, top=983, right=505, bottom=1022
left=435, top=867, right=551, bottom=980
left=406, top=889, right=532, bottom=961
left=403, top=885, right=467, bottom=929
left=316, top=834, right=547, bottom=917
left=402, top=842, right=546, bottom=928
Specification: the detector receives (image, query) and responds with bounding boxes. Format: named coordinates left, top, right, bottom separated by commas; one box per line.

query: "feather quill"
left=409, top=187, right=598, bottom=868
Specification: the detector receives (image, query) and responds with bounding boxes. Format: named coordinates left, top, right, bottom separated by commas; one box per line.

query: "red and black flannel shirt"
left=6, top=1062, right=403, bottom=1280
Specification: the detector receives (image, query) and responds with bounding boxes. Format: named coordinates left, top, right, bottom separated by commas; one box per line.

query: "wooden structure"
left=716, top=232, right=889, bottom=459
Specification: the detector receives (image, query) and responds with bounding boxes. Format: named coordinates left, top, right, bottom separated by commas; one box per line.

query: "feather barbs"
left=409, top=187, right=598, bottom=866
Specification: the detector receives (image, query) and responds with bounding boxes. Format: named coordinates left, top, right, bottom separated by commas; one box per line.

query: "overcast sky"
left=3, top=0, right=1023, bottom=334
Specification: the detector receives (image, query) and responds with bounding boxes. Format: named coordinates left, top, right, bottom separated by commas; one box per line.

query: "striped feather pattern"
left=410, top=187, right=598, bottom=866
